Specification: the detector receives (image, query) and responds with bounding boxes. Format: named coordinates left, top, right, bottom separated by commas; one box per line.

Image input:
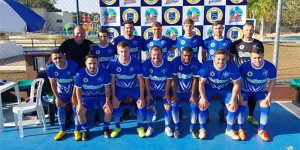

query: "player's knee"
left=164, top=105, right=171, bottom=111
left=146, top=105, right=153, bottom=109
left=241, top=101, right=248, bottom=106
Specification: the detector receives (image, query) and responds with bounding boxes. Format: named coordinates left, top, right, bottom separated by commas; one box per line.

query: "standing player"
left=143, top=45, right=172, bottom=137
left=202, top=21, right=232, bottom=122
left=91, top=29, right=117, bottom=69
left=171, top=46, right=201, bottom=138
left=237, top=47, right=276, bottom=141
left=75, top=54, right=113, bottom=140
left=198, top=49, right=240, bottom=140
left=47, top=49, right=80, bottom=141
left=230, top=22, right=264, bottom=126
left=108, top=41, right=146, bottom=138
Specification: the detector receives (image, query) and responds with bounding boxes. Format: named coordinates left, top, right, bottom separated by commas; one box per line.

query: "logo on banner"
left=145, top=8, right=158, bottom=25
left=107, top=28, right=119, bottom=40
left=208, top=0, right=222, bottom=4
left=103, top=9, right=117, bottom=25
left=164, top=8, right=181, bottom=24
left=124, top=0, right=137, bottom=5
left=229, top=7, right=243, bottom=23
left=166, top=0, right=179, bottom=5
left=230, top=0, right=243, bottom=4
left=193, top=28, right=201, bottom=36
left=206, top=7, right=223, bottom=23
left=227, top=27, right=243, bottom=41
left=207, top=27, right=213, bottom=37
left=144, top=0, right=159, bottom=5
left=123, top=9, right=139, bottom=23
left=165, top=27, right=178, bottom=40
left=187, top=0, right=201, bottom=4
left=133, top=30, right=138, bottom=35
left=187, top=8, right=200, bottom=23
left=143, top=28, right=153, bottom=40
left=102, top=0, right=117, bottom=5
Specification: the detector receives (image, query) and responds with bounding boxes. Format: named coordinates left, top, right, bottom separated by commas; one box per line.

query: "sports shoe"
left=103, top=128, right=111, bottom=138
left=174, top=128, right=181, bottom=138
left=54, top=130, right=66, bottom=141
left=218, top=111, right=226, bottom=123
left=199, top=128, right=207, bottom=139
left=94, top=112, right=100, bottom=124
left=238, top=129, right=246, bottom=140
left=82, top=130, right=90, bottom=141
left=146, top=127, right=154, bottom=137
left=111, top=127, right=121, bottom=138
left=189, top=128, right=199, bottom=139
left=121, top=109, right=131, bottom=122
left=165, top=127, right=173, bottom=137
left=74, top=130, right=81, bottom=141
left=225, top=129, right=240, bottom=140
left=179, top=110, right=184, bottom=122
left=152, top=106, right=157, bottom=121
left=247, top=116, right=259, bottom=126
left=258, top=129, right=269, bottom=141
left=137, top=127, right=146, bottom=138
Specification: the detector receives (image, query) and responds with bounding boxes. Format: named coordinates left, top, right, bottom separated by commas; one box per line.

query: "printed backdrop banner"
left=99, top=0, right=247, bottom=41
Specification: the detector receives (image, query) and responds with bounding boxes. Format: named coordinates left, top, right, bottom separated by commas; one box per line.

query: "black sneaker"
left=82, top=130, right=90, bottom=141
left=103, top=128, right=111, bottom=138
left=189, top=128, right=199, bottom=139
left=179, top=110, right=183, bottom=122
left=174, top=128, right=181, bottom=138
left=218, top=111, right=226, bottom=123
left=121, top=109, right=131, bottom=122
left=95, top=112, right=100, bottom=124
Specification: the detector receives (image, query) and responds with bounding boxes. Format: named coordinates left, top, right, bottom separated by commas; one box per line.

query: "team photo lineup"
left=47, top=19, right=276, bottom=142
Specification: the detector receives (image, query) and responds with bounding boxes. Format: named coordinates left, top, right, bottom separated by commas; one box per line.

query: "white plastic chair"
left=12, top=78, right=47, bottom=137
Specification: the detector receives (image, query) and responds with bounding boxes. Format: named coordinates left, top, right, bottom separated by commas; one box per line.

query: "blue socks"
left=226, top=111, right=236, bottom=130
left=113, top=108, right=120, bottom=128
left=190, top=102, right=199, bottom=129
left=137, top=108, right=145, bottom=128
left=103, top=121, right=110, bottom=129
left=237, top=105, right=246, bottom=130
left=72, top=107, right=81, bottom=131
left=164, top=108, right=171, bottom=127
left=57, top=107, right=66, bottom=131
left=146, top=109, right=153, bottom=127
left=172, top=102, right=180, bottom=128
left=260, top=107, right=270, bottom=130
left=81, top=122, right=89, bottom=131
left=199, top=110, right=207, bottom=129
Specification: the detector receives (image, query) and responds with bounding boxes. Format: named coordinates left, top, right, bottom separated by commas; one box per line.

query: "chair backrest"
left=28, top=78, right=45, bottom=107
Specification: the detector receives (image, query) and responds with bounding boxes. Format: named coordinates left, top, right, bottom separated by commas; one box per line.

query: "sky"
left=54, top=0, right=100, bottom=13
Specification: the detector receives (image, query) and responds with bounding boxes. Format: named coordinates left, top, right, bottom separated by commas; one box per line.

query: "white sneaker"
left=152, top=106, right=157, bottom=121
left=199, top=128, right=207, bottom=139
left=146, top=127, right=154, bottom=137
left=165, top=127, right=173, bottom=137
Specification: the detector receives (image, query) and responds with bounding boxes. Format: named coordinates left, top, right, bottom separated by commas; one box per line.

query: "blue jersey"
left=175, top=35, right=203, bottom=59
left=200, top=60, right=240, bottom=90
left=113, top=35, right=145, bottom=61
left=143, top=58, right=173, bottom=92
left=143, top=37, right=176, bottom=60
left=91, top=44, right=117, bottom=69
left=47, top=60, right=79, bottom=95
left=203, top=37, right=232, bottom=60
left=75, top=67, right=111, bottom=98
left=239, top=60, right=277, bottom=93
left=172, top=57, right=201, bottom=93
left=108, top=56, right=142, bottom=89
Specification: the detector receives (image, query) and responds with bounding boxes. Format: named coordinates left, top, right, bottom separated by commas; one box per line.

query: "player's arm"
left=229, top=53, right=235, bottom=62
left=145, top=78, right=153, bottom=102
left=198, top=78, right=208, bottom=109
left=265, top=79, right=276, bottom=106
left=190, top=77, right=199, bottom=105
left=137, top=75, right=145, bottom=108
left=228, top=79, right=240, bottom=111
left=171, top=75, right=179, bottom=103
left=202, top=50, right=207, bottom=62
left=103, top=85, right=112, bottom=113
left=163, top=79, right=171, bottom=104
left=49, top=79, right=65, bottom=107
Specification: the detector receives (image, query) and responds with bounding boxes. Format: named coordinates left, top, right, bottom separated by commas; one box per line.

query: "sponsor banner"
left=162, top=26, right=182, bottom=40
left=142, top=26, right=153, bottom=40
left=204, top=0, right=226, bottom=5
left=101, top=26, right=121, bottom=40
left=225, top=25, right=243, bottom=41
left=225, top=5, right=246, bottom=25
left=183, top=0, right=204, bottom=6
left=226, top=0, right=247, bottom=5
left=182, top=6, right=204, bottom=26
left=119, top=0, right=140, bottom=6
left=100, top=0, right=120, bottom=6
left=204, top=6, right=225, bottom=25
left=162, top=6, right=183, bottom=26
left=100, top=7, right=121, bottom=26
left=141, top=7, right=162, bottom=26
left=162, top=0, right=183, bottom=6
left=141, top=0, right=162, bottom=6
left=120, top=7, right=141, bottom=26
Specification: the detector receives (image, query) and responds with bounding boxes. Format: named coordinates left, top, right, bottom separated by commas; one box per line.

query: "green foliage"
left=17, top=0, right=61, bottom=12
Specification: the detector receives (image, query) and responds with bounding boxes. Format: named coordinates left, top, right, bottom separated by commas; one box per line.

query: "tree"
left=282, top=0, right=300, bottom=26
left=17, top=0, right=61, bottom=12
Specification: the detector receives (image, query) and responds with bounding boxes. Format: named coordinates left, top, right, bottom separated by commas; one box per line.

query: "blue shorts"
left=241, top=91, right=268, bottom=102
left=58, top=93, right=72, bottom=103
left=116, top=87, right=140, bottom=102
left=82, top=96, right=106, bottom=110
left=178, top=92, right=192, bottom=102
left=204, top=89, right=232, bottom=104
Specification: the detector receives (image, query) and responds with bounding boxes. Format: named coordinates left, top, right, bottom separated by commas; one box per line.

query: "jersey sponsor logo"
left=210, top=71, right=215, bottom=76
left=55, top=72, right=59, bottom=76
left=116, top=74, right=136, bottom=79
left=239, top=45, right=244, bottom=49
left=96, top=50, right=101, bottom=54
left=149, top=42, right=153, bottom=46
left=57, top=79, right=73, bottom=83
left=124, top=0, right=137, bottom=5
left=82, top=84, right=104, bottom=89
left=107, top=28, right=119, bottom=39
left=149, top=74, right=167, bottom=81
left=161, top=40, right=166, bottom=45
left=223, top=43, right=228, bottom=47
left=223, top=71, right=229, bottom=77
left=227, top=27, right=243, bottom=41
left=177, top=72, right=193, bottom=79
left=187, top=7, right=200, bottom=23
left=131, top=47, right=139, bottom=52
left=145, top=8, right=158, bottom=25
left=263, top=70, right=268, bottom=76
left=144, top=0, right=159, bottom=5
left=166, top=0, right=179, bottom=5
left=150, top=68, right=153, bottom=73
left=165, top=27, right=178, bottom=40
left=206, top=7, right=223, bottom=23
left=229, top=7, right=243, bottom=24
left=122, top=8, right=139, bottom=23
left=129, top=67, right=135, bottom=72
left=164, top=8, right=181, bottom=24
left=187, top=0, right=201, bottom=4
left=238, top=52, right=250, bottom=57
left=99, top=56, right=114, bottom=61
left=209, top=49, right=215, bottom=55
left=83, top=78, right=88, bottom=82
left=211, top=43, right=215, bottom=47
left=98, top=77, right=104, bottom=82
left=181, top=40, right=185, bottom=44
left=247, top=71, right=253, bottom=76
left=102, top=0, right=117, bottom=5
left=230, top=0, right=243, bottom=4
left=208, top=77, right=229, bottom=83
left=161, top=69, right=167, bottom=74
left=179, top=65, right=183, bottom=70
left=117, top=67, right=122, bottom=72
left=103, top=9, right=117, bottom=25
left=246, top=77, right=268, bottom=84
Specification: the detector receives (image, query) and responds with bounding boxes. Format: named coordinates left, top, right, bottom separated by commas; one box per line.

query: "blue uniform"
left=108, top=56, right=142, bottom=101
left=91, top=44, right=117, bottom=69
left=113, top=35, right=145, bottom=61
left=47, top=60, right=79, bottom=103
left=200, top=60, right=240, bottom=103
left=175, top=35, right=203, bottom=59
left=203, top=37, right=232, bottom=60
left=75, top=67, right=111, bottom=110
left=239, top=60, right=277, bottom=101
left=172, top=57, right=201, bottom=101
left=143, top=37, right=176, bottom=60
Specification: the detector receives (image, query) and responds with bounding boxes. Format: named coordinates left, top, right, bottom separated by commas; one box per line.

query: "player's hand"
left=190, top=95, right=199, bottom=106
left=112, top=96, right=120, bottom=109
left=90, top=44, right=96, bottom=50
left=264, top=95, right=272, bottom=106
left=137, top=98, right=145, bottom=108
left=76, top=104, right=86, bottom=114
left=171, top=95, right=179, bottom=104
left=199, top=97, right=208, bottom=110
left=55, top=97, right=66, bottom=107
left=146, top=94, right=153, bottom=103
left=103, top=102, right=113, bottom=114
left=163, top=94, right=171, bottom=103
left=227, top=98, right=238, bottom=111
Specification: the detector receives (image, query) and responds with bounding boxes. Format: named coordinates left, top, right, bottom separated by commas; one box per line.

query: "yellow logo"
left=144, top=0, right=159, bottom=5
left=179, top=65, right=183, bottom=70
left=107, top=28, right=119, bottom=37
left=210, top=71, right=215, bottom=76
left=247, top=71, right=253, bottom=77
left=83, top=78, right=88, bottom=82
left=193, top=28, right=201, bottom=36
left=230, top=0, right=243, bottom=4
left=150, top=69, right=153, bottom=73
left=227, top=27, right=243, bottom=41
left=143, top=28, right=152, bottom=40
left=164, top=8, right=181, bottom=24
left=96, top=50, right=100, bottom=54
left=206, top=7, right=223, bottom=23
left=122, top=8, right=139, bottom=23
left=102, top=0, right=117, bottom=5
left=54, top=72, right=59, bottom=76
left=117, top=67, right=122, bottom=72
left=187, top=0, right=201, bottom=4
